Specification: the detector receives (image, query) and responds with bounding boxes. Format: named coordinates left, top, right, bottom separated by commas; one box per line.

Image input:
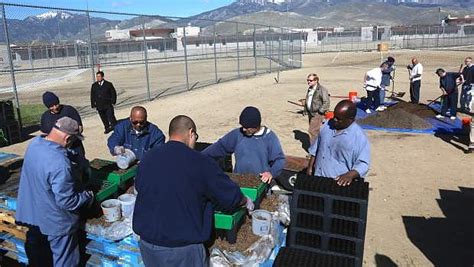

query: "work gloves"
left=245, top=196, right=254, bottom=211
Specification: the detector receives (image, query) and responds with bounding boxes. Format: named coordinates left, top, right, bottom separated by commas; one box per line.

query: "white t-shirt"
left=365, top=68, right=382, bottom=91
left=410, top=63, right=423, bottom=82
left=306, top=87, right=315, bottom=110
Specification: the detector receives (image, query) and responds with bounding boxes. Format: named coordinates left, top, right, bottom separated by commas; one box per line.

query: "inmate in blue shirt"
left=309, top=121, right=370, bottom=179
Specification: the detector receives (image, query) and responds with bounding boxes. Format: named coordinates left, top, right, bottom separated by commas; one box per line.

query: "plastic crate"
left=240, top=182, right=267, bottom=202
left=214, top=208, right=246, bottom=230
left=274, top=247, right=355, bottom=267
left=0, top=121, right=21, bottom=147
left=89, top=159, right=137, bottom=185
left=0, top=100, right=15, bottom=123
left=194, top=142, right=233, bottom=172
left=287, top=174, right=369, bottom=267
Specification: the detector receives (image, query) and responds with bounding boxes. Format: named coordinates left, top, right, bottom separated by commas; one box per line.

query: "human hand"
left=259, top=171, right=273, bottom=184
left=245, top=196, right=254, bottom=211
left=335, top=172, right=356, bottom=187
left=114, top=146, right=125, bottom=155
left=306, top=167, right=313, bottom=176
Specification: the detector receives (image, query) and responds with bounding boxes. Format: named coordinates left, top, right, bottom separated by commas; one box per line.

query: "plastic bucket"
left=325, top=111, right=334, bottom=120
left=117, top=149, right=136, bottom=170
left=101, top=199, right=122, bottom=222
left=118, top=193, right=136, bottom=218
left=348, top=91, right=358, bottom=102
left=252, top=209, right=272, bottom=236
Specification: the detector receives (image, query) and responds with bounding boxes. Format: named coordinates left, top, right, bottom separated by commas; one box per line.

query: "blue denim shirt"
left=107, top=120, right=165, bottom=160
left=16, top=136, right=92, bottom=236
left=309, top=121, right=370, bottom=178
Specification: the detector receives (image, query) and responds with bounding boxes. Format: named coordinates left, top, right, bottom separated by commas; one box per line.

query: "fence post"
left=253, top=24, right=257, bottom=75
left=142, top=20, right=151, bottom=101
left=269, top=26, right=272, bottom=73
left=236, top=22, right=240, bottom=77
left=28, top=45, right=34, bottom=70
left=183, top=27, right=190, bottom=91
left=86, top=11, right=95, bottom=83
left=213, top=25, right=218, bottom=83
left=1, top=4, right=22, bottom=128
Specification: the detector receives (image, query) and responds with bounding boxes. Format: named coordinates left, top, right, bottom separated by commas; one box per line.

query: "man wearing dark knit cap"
left=40, top=91, right=89, bottom=185
left=202, top=106, right=286, bottom=184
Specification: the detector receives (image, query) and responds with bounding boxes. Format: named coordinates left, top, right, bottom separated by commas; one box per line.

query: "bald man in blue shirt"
left=307, top=100, right=371, bottom=186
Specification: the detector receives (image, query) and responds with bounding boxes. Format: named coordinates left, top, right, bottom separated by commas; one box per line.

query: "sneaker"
left=365, top=109, right=372, bottom=114
left=375, top=106, right=385, bottom=112
left=450, top=116, right=456, bottom=120
left=436, top=114, right=445, bottom=119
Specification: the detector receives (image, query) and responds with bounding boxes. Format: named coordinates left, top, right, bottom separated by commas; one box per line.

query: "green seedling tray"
left=240, top=182, right=267, bottom=202
left=89, top=158, right=137, bottom=185
left=214, top=208, right=246, bottom=230
left=87, top=178, right=119, bottom=202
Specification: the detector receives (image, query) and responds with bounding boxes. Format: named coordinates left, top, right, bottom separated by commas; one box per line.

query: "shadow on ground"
left=402, top=186, right=474, bottom=266
left=293, top=130, right=310, bottom=153
left=374, top=253, right=398, bottom=267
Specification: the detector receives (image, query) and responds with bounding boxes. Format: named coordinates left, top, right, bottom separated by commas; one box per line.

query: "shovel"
left=384, top=87, right=405, bottom=98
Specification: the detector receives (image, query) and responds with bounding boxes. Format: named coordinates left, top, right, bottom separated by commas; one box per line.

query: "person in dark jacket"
left=90, top=71, right=117, bottom=134
left=133, top=115, right=253, bottom=267
left=436, top=68, right=461, bottom=120
left=107, top=106, right=165, bottom=161
left=202, top=106, right=286, bottom=185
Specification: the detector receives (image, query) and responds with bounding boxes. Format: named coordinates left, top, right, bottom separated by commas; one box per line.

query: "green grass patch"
left=19, top=104, right=45, bottom=126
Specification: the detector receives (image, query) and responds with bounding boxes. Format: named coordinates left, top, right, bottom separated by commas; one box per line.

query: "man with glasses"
left=133, top=115, right=253, bottom=267
left=107, top=106, right=165, bottom=161
left=202, top=106, right=285, bottom=185
left=299, top=73, right=330, bottom=145
left=306, top=100, right=370, bottom=187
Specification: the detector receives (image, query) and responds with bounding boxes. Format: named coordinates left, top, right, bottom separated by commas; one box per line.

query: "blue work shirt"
left=133, top=141, right=243, bottom=247
left=16, top=136, right=92, bottom=236
left=440, top=72, right=461, bottom=94
left=309, top=121, right=370, bottom=178
left=202, top=127, right=286, bottom=177
left=107, top=120, right=165, bottom=160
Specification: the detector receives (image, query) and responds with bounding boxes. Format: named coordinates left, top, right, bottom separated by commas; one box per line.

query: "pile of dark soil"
left=226, top=173, right=261, bottom=188
left=357, top=101, right=436, bottom=130
left=90, top=159, right=135, bottom=174
left=284, top=156, right=309, bottom=172
left=212, top=194, right=279, bottom=253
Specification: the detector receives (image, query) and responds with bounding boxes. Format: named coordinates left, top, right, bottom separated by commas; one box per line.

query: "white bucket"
left=101, top=199, right=122, bottom=222
left=117, top=149, right=136, bottom=170
left=252, top=209, right=272, bottom=236
left=118, top=193, right=136, bottom=218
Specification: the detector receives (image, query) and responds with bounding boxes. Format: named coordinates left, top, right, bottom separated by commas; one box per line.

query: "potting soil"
left=357, top=101, right=435, bottom=130
left=212, top=194, right=279, bottom=253
left=226, top=173, right=262, bottom=188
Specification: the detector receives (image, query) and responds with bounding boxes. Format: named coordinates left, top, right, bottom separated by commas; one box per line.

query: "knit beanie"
left=42, top=91, right=60, bottom=108
left=239, top=106, right=261, bottom=128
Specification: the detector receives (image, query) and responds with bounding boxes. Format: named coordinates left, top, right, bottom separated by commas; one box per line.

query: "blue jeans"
left=441, top=91, right=458, bottom=117
left=380, top=85, right=386, bottom=104
left=47, top=234, right=79, bottom=267
left=139, top=239, right=207, bottom=267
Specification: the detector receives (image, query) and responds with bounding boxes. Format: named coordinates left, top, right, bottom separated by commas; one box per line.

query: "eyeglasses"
left=131, top=120, right=146, bottom=125
left=307, top=79, right=315, bottom=82
left=193, top=131, right=199, bottom=141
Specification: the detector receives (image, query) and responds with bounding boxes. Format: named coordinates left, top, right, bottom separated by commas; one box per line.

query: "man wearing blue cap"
left=202, top=106, right=285, bottom=184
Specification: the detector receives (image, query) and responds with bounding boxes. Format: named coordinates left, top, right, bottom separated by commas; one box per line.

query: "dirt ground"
left=2, top=49, right=474, bottom=266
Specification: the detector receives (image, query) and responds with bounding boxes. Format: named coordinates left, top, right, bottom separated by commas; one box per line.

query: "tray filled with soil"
left=89, top=158, right=137, bottom=185
left=226, top=173, right=267, bottom=202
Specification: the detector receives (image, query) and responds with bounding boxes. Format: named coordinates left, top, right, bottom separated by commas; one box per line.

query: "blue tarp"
left=356, top=101, right=463, bottom=134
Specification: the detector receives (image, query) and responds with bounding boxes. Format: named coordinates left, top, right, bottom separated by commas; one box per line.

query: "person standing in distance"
left=91, top=71, right=117, bottom=134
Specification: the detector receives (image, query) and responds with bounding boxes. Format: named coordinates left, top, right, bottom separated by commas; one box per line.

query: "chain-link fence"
left=0, top=3, right=303, bottom=127
left=303, top=25, right=474, bottom=53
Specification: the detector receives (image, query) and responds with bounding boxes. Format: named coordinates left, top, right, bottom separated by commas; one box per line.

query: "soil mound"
left=357, top=101, right=436, bottom=130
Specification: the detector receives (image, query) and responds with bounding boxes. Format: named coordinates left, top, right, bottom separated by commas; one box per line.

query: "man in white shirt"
left=408, top=57, right=423, bottom=104
left=364, top=63, right=388, bottom=113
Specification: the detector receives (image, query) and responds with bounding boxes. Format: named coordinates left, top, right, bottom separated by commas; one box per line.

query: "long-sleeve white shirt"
left=410, top=63, right=423, bottom=82
left=365, top=67, right=383, bottom=91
